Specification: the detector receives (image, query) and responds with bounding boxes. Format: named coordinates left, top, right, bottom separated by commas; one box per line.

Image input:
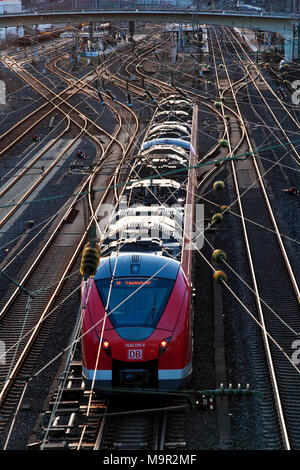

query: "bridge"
left=0, top=9, right=299, bottom=60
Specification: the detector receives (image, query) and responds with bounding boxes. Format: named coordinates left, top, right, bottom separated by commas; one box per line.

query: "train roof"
left=94, top=252, right=180, bottom=281
left=142, top=138, right=192, bottom=153
left=148, top=123, right=191, bottom=136
left=125, top=178, right=181, bottom=190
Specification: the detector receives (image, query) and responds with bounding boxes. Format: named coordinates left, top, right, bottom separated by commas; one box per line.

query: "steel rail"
left=0, top=45, right=137, bottom=404
left=222, top=27, right=300, bottom=303
left=45, top=51, right=140, bottom=223
left=212, top=26, right=294, bottom=449
left=0, top=49, right=129, bottom=222
left=0, top=107, right=128, bottom=409
left=0, top=57, right=130, bottom=320
left=0, top=114, right=71, bottom=199
left=225, top=27, right=300, bottom=165
left=0, top=118, right=83, bottom=229
left=0, top=50, right=81, bottom=156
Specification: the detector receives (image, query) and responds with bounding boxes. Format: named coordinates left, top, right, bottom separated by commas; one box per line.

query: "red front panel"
left=81, top=266, right=192, bottom=376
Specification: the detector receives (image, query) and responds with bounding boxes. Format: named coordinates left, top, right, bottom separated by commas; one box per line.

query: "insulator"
left=214, top=101, right=222, bottom=108
left=211, top=213, right=223, bottom=224
left=220, top=204, right=231, bottom=214
left=213, top=180, right=225, bottom=191
left=212, top=249, right=227, bottom=262
left=80, top=242, right=101, bottom=278
left=218, top=139, right=229, bottom=148
left=213, top=270, right=228, bottom=284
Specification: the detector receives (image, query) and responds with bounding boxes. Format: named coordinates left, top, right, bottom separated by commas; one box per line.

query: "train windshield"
left=95, top=278, right=174, bottom=328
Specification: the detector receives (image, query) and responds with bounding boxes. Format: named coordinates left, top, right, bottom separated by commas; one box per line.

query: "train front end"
left=81, top=253, right=192, bottom=391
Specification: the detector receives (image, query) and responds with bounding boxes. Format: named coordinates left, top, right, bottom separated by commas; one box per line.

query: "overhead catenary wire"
left=1, top=135, right=300, bottom=212
left=0, top=49, right=300, bottom=370
left=1, top=25, right=298, bottom=448
left=0, top=24, right=298, bottom=356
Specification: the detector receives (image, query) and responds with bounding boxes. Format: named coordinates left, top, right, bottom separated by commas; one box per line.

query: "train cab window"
left=95, top=278, right=174, bottom=328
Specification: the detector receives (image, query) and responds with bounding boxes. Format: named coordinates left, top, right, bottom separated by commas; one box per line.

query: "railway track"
left=225, top=28, right=300, bottom=167
left=210, top=26, right=300, bottom=449
left=100, top=396, right=187, bottom=450
left=0, top=49, right=130, bottom=230
left=0, top=35, right=123, bottom=158
left=0, top=41, right=141, bottom=448
left=0, top=50, right=74, bottom=157
left=3, top=23, right=298, bottom=451
left=29, top=358, right=188, bottom=451
left=24, top=41, right=204, bottom=450
left=141, top=25, right=300, bottom=450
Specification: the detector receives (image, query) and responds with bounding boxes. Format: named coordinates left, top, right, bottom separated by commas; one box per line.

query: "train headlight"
left=102, top=340, right=111, bottom=355
left=159, top=337, right=171, bottom=355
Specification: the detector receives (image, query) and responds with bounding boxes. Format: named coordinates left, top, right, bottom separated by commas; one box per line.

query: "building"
left=0, top=0, right=22, bottom=13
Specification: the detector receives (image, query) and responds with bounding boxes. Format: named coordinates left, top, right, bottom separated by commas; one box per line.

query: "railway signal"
left=127, top=93, right=132, bottom=107
left=145, top=89, right=156, bottom=104
left=174, top=86, right=188, bottom=98
left=283, top=187, right=299, bottom=196
left=106, top=90, right=116, bottom=102
left=97, top=89, right=105, bottom=104
left=77, top=151, right=87, bottom=159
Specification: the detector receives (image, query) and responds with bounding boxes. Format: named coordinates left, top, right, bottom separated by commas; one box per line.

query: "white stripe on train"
left=82, top=361, right=192, bottom=382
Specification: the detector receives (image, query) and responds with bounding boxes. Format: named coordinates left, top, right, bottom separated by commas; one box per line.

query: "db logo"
left=128, top=349, right=143, bottom=360
left=291, top=80, right=300, bottom=105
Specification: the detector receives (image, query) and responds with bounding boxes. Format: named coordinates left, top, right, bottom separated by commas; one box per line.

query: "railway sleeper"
left=49, top=400, right=80, bottom=409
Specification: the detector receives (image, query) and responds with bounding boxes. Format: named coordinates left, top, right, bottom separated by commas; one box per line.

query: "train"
left=81, top=95, right=197, bottom=392
left=235, top=3, right=265, bottom=14
left=18, top=27, right=69, bottom=47
left=17, top=25, right=84, bottom=47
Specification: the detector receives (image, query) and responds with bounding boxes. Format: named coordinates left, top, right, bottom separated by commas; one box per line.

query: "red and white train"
left=81, top=95, right=197, bottom=391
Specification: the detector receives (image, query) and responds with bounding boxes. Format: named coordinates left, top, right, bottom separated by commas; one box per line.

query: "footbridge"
left=0, top=9, right=299, bottom=60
